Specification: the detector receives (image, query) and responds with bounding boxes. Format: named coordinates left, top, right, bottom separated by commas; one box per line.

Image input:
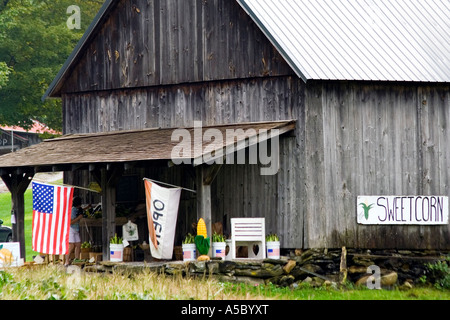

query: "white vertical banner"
left=145, top=179, right=181, bottom=259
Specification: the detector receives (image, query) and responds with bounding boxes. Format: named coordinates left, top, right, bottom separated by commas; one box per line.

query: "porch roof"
left=0, top=120, right=295, bottom=173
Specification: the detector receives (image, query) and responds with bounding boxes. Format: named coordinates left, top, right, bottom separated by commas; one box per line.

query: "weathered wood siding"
left=60, top=0, right=449, bottom=250
left=64, top=76, right=305, bottom=248
left=61, top=0, right=293, bottom=94
left=61, top=0, right=303, bottom=249
left=63, top=76, right=301, bottom=132
left=304, top=81, right=450, bottom=249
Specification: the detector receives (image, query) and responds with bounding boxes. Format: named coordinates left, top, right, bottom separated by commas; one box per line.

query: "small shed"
left=0, top=121, right=57, bottom=155
left=0, top=0, right=449, bottom=260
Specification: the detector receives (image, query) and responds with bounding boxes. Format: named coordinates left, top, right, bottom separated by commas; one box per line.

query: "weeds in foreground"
left=0, top=265, right=263, bottom=300
left=0, top=265, right=449, bottom=300
left=425, top=257, right=450, bottom=290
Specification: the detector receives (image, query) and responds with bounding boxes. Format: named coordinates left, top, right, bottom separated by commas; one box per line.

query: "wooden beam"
left=100, top=166, right=123, bottom=261
left=202, top=164, right=223, bottom=186
left=124, top=162, right=136, bottom=171
left=71, top=164, right=86, bottom=171
left=196, top=164, right=222, bottom=256
left=0, top=172, right=34, bottom=260
left=1, top=172, right=12, bottom=191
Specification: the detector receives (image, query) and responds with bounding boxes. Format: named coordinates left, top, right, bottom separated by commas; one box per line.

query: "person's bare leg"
left=65, top=243, right=75, bottom=265
left=74, top=242, right=81, bottom=260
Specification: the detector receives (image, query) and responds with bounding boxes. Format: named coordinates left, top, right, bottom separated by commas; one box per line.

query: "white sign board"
left=357, top=196, right=449, bottom=225
left=0, top=242, right=23, bottom=267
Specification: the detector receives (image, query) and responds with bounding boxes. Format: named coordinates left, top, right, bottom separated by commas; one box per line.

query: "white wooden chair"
left=230, top=217, right=266, bottom=259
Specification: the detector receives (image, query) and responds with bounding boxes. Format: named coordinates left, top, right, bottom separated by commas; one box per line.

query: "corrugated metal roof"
left=237, top=0, right=450, bottom=82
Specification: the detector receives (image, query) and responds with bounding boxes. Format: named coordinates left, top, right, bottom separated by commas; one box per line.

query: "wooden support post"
left=340, top=246, right=348, bottom=284
left=100, top=165, right=123, bottom=261
left=196, top=164, right=222, bottom=256
left=1, top=171, right=34, bottom=260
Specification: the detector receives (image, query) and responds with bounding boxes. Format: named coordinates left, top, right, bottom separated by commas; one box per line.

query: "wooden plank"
left=304, top=82, right=326, bottom=248
left=100, top=166, right=123, bottom=261
left=418, top=85, right=450, bottom=249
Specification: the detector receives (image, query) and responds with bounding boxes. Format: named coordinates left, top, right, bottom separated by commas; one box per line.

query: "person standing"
left=65, top=196, right=89, bottom=266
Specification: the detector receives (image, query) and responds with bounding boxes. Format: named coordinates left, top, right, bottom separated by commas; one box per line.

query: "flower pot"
left=212, top=242, right=226, bottom=260
left=266, top=241, right=280, bottom=259
left=110, top=243, right=124, bottom=262
left=182, top=243, right=196, bottom=262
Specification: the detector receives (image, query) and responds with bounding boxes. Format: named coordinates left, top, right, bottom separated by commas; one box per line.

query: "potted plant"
left=110, top=233, right=124, bottom=262
left=211, top=232, right=226, bottom=260
left=266, top=233, right=280, bottom=259
left=182, top=233, right=196, bottom=262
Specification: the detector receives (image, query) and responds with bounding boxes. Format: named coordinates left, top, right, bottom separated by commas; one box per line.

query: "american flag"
left=183, top=250, right=192, bottom=259
left=268, top=248, right=280, bottom=257
left=110, top=250, right=122, bottom=260
left=215, top=249, right=225, bottom=258
left=32, top=182, right=74, bottom=255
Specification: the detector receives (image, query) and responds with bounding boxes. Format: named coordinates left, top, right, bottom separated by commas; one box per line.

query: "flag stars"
left=33, top=183, right=54, bottom=214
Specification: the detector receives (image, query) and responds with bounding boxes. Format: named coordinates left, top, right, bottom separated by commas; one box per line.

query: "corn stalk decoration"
left=110, top=233, right=123, bottom=244
left=195, top=218, right=210, bottom=255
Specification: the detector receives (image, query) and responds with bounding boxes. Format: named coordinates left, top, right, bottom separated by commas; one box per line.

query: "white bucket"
left=182, top=243, right=196, bottom=261
left=110, top=243, right=124, bottom=262
left=212, top=242, right=226, bottom=260
left=266, top=241, right=280, bottom=259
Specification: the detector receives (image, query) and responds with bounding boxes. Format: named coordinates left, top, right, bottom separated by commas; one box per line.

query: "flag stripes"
left=32, top=182, right=74, bottom=255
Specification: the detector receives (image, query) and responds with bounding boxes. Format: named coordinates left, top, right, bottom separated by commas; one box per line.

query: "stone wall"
left=96, top=248, right=448, bottom=289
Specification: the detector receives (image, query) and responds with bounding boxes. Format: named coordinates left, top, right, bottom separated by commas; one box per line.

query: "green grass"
left=0, top=266, right=448, bottom=300
left=220, top=282, right=450, bottom=300
left=0, top=189, right=39, bottom=262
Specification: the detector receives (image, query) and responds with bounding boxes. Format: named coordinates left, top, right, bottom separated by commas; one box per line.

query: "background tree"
left=0, top=62, right=10, bottom=88
left=0, top=0, right=104, bottom=131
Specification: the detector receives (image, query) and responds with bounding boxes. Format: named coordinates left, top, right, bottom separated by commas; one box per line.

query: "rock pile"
left=101, top=248, right=449, bottom=289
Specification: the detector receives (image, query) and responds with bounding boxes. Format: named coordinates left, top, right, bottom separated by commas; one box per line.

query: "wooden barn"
left=0, top=0, right=449, bottom=260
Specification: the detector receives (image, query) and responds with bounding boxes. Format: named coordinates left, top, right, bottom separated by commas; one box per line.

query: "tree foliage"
left=0, top=61, right=10, bottom=88
left=0, top=0, right=104, bottom=131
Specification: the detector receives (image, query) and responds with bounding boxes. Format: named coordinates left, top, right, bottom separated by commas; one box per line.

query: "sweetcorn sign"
left=357, top=196, right=449, bottom=225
